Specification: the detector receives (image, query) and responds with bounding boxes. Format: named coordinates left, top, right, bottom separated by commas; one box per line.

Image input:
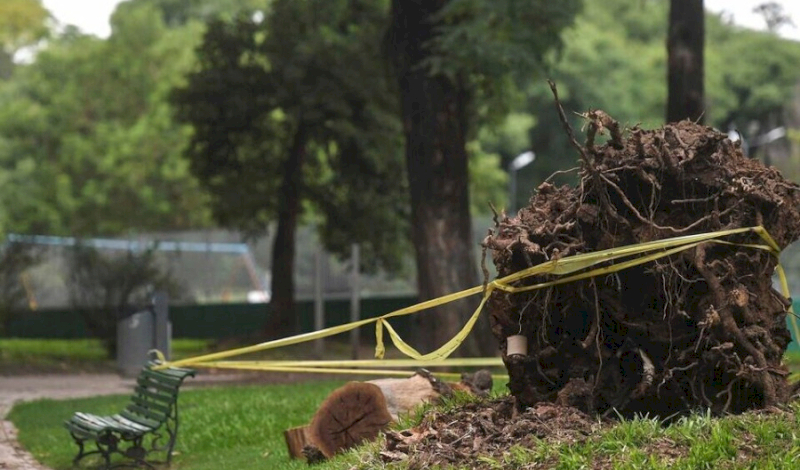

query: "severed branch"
left=548, top=80, right=593, bottom=169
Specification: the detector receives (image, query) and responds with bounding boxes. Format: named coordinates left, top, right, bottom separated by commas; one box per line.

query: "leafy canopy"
left=0, top=2, right=212, bottom=237
left=172, top=0, right=410, bottom=271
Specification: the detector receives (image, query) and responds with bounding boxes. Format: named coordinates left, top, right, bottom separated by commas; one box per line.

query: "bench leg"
left=70, top=437, right=86, bottom=465
left=69, top=433, right=115, bottom=470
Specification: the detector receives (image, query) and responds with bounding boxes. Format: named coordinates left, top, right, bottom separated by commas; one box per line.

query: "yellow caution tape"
left=198, top=358, right=504, bottom=368
left=178, top=360, right=507, bottom=381
left=156, top=226, right=797, bottom=375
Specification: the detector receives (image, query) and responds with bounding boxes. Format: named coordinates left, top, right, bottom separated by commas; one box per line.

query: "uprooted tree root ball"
left=483, top=106, right=800, bottom=418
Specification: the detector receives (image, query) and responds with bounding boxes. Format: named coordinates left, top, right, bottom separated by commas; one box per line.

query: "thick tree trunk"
left=667, top=0, right=705, bottom=123
left=388, top=0, right=493, bottom=356
left=267, top=124, right=305, bottom=338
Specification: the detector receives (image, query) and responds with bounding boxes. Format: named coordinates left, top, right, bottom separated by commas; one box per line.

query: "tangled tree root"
left=483, top=91, right=800, bottom=418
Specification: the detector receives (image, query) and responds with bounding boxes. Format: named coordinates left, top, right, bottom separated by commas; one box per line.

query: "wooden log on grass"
left=308, top=382, right=393, bottom=458
left=284, top=369, right=493, bottom=460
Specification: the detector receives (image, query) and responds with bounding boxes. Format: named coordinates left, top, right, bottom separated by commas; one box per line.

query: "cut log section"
left=285, top=369, right=494, bottom=460
left=307, top=382, right=394, bottom=458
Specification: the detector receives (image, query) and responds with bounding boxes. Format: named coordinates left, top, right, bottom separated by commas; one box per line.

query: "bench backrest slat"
left=155, top=366, right=196, bottom=379
left=130, top=395, right=172, bottom=415
left=134, top=386, right=176, bottom=404
left=125, top=403, right=167, bottom=423
left=136, top=376, right=181, bottom=395
left=141, top=369, right=182, bottom=387
left=118, top=365, right=195, bottom=431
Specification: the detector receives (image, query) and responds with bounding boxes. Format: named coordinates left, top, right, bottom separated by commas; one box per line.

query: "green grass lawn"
left=6, top=339, right=800, bottom=469
left=9, top=381, right=352, bottom=470
left=0, top=338, right=213, bottom=373
left=10, top=382, right=800, bottom=470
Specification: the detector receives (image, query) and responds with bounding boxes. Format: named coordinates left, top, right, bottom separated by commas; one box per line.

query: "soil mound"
left=483, top=108, right=800, bottom=417
left=380, top=397, right=599, bottom=468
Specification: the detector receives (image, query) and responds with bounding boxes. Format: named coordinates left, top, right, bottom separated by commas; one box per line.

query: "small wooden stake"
left=283, top=425, right=312, bottom=459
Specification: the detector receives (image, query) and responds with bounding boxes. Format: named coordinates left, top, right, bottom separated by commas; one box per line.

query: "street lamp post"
left=508, top=151, right=536, bottom=214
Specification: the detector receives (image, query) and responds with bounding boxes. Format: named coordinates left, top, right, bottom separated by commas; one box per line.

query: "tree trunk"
left=388, top=0, right=493, bottom=357
left=667, top=0, right=705, bottom=123
left=267, top=123, right=305, bottom=338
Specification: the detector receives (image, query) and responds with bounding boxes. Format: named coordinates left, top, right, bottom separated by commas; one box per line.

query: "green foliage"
left=429, top=0, right=581, bottom=114
left=468, top=141, right=509, bottom=213
left=172, top=0, right=410, bottom=271
left=0, top=0, right=49, bottom=53
left=509, top=0, right=800, bottom=193
left=0, top=1, right=212, bottom=237
left=520, top=0, right=667, bottom=184
left=0, top=338, right=211, bottom=372
left=705, top=15, right=800, bottom=128
left=128, top=0, right=266, bottom=27
left=0, top=0, right=50, bottom=79
left=435, top=0, right=580, bottom=71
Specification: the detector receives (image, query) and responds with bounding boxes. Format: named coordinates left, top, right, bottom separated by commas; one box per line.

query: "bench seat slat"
left=66, top=413, right=151, bottom=438
left=119, top=410, right=162, bottom=429
left=110, top=414, right=160, bottom=432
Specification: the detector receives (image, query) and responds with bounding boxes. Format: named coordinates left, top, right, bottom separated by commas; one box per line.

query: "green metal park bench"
left=64, top=362, right=195, bottom=469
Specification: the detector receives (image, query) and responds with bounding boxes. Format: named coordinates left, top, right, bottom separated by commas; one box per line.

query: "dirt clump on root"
left=379, top=397, right=600, bottom=469
left=482, top=108, right=800, bottom=418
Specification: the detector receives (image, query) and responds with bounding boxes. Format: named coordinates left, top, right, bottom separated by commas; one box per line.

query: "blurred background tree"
left=0, top=0, right=49, bottom=79
left=66, top=244, right=181, bottom=358
left=0, top=1, right=212, bottom=237
left=0, top=244, right=40, bottom=334
left=171, top=0, right=410, bottom=338
left=1, top=0, right=800, bottom=348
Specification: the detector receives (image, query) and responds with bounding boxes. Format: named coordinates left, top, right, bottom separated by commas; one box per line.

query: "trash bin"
left=117, top=309, right=155, bottom=377
left=116, top=292, right=171, bottom=377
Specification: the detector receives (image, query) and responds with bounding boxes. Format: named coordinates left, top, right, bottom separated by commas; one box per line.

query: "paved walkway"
left=0, top=373, right=255, bottom=470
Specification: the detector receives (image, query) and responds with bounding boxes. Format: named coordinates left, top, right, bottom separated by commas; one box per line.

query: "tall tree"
left=172, top=0, right=409, bottom=338
left=386, top=0, right=580, bottom=355
left=667, top=0, right=704, bottom=123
